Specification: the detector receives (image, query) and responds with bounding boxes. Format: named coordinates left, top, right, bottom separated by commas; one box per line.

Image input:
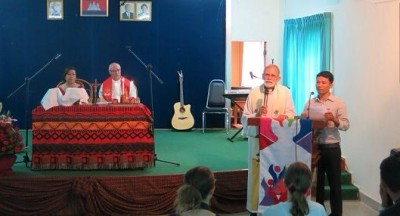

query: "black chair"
left=202, top=79, right=230, bottom=133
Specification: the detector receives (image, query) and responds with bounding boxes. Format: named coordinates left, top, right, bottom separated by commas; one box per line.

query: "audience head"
left=108, top=63, right=121, bottom=81
left=63, top=66, right=77, bottom=84
left=284, top=162, right=312, bottom=216
left=263, top=64, right=281, bottom=89
left=380, top=154, right=400, bottom=196
left=183, top=166, right=216, bottom=200
left=175, top=184, right=203, bottom=213
left=174, top=166, right=216, bottom=214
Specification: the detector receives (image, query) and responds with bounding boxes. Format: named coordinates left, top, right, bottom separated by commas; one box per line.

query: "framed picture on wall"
left=80, top=0, right=109, bottom=17
left=135, top=1, right=152, bottom=21
left=120, top=1, right=135, bottom=21
left=47, top=0, right=63, bottom=20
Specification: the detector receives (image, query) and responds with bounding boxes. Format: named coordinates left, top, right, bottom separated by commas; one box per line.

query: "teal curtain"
left=282, top=12, right=332, bottom=114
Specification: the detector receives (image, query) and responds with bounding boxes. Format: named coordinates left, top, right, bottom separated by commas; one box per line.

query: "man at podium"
left=241, top=64, right=296, bottom=215
left=301, top=71, right=349, bottom=216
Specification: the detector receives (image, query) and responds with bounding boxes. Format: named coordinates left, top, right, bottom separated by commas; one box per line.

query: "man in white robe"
left=241, top=64, right=296, bottom=215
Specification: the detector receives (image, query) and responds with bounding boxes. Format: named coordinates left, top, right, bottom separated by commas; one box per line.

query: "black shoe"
left=249, top=213, right=257, bottom=216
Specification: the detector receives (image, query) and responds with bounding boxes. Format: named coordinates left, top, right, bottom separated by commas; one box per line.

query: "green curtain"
left=282, top=12, right=332, bottom=114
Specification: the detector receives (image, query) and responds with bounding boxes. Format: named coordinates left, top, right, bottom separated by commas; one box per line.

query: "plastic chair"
left=202, top=79, right=230, bottom=133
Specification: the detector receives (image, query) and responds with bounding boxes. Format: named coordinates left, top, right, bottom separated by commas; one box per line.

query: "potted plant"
left=0, top=103, right=25, bottom=176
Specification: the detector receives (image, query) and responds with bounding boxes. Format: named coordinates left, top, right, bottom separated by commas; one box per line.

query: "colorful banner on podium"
left=258, top=118, right=312, bottom=212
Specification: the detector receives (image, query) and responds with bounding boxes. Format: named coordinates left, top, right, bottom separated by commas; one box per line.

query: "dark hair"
left=184, top=166, right=215, bottom=199
left=380, top=155, right=400, bottom=192
left=284, top=162, right=311, bottom=216
left=63, top=66, right=76, bottom=77
left=316, top=71, right=334, bottom=83
left=141, top=4, right=148, bottom=9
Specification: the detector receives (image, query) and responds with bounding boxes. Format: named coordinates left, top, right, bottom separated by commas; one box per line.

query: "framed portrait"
left=120, top=1, right=135, bottom=21
left=135, top=1, right=152, bottom=21
left=47, top=0, right=63, bottom=20
left=80, top=0, right=109, bottom=17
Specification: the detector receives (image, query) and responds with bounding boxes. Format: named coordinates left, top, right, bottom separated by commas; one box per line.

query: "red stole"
left=102, top=76, right=130, bottom=102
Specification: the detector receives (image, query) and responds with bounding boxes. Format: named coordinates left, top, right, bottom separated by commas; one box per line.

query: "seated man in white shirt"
left=98, top=62, right=137, bottom=103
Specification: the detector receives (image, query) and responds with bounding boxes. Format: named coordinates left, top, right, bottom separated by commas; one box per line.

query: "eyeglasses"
left=109, top=69, right=121, bottom=73
left=263, top=73, right=278, bottom=78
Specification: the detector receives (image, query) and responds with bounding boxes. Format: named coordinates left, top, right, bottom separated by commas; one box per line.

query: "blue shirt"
left=302, top=94, right=350, bottom=144
left=262, top=200, right=326, bottom=216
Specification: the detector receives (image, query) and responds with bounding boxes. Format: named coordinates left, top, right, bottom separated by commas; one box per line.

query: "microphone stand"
left=250, top=72, right=262, bottom=80
left=126, top=47, right=179, bottom=166
left=7, top=53, right=62, bottom=167
left=307, top=92, right=314, bottom=119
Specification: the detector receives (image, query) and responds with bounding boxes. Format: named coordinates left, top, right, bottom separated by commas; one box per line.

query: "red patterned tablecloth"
left=31, top=104, right=154, bottom=170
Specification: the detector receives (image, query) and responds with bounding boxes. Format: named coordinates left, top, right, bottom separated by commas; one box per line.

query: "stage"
left=1, top=129, right=249, bottom=215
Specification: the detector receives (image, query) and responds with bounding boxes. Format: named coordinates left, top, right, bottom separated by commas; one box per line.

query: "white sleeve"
left=98, top=84, right=104, bottom=101
left=241, top=94, right=259, bottom=137
left=129, top=81, right=137, bottom=98
left=41, top=88, right=61, bottom=110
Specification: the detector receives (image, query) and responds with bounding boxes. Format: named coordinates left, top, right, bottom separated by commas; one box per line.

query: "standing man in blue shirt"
left=302, top=71, right=350, bottom=216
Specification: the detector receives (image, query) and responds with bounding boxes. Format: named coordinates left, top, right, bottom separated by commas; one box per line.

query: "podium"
left=247, top=117, right=325, bottom=171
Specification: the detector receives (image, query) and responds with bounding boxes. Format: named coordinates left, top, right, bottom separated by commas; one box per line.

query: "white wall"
left=227, top=0, right=282, bottom=85
left=229, top=0, right=400, bottom=204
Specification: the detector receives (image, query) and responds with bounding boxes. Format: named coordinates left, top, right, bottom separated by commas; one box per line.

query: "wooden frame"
left=120, top=1, right=136, bottom=21
left=80, top=0, right=109, bottom=17
left=47, top=0, right=63, bottom=20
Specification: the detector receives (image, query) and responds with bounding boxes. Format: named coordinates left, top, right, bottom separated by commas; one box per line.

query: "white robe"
left=241, top=84, right=295, bottom=213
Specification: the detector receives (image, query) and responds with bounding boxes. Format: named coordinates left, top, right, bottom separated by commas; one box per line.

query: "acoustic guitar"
left=171, top=70, right=195, bottom=130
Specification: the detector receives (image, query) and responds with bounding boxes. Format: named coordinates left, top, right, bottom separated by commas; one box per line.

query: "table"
left=223, top=91, right=249, bottom=142
left=31, top=104, right=154, bottom=170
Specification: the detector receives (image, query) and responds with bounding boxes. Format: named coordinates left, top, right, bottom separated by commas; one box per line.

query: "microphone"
left=120, top=1, right=127, bottom=6
left=54, top=53, right=62, bottom=60
left=263, top=85, right=270, bottom=106
left=307, top=91, right=314, bottom=119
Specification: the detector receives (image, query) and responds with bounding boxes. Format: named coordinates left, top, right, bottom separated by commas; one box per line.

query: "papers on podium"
left=41, top=88, right=89, bottom=110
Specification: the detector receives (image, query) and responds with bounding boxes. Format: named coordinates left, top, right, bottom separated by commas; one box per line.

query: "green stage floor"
left=12, top=129, right=248, bottom=177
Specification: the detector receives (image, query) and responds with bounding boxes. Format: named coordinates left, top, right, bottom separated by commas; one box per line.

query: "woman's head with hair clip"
left=284, top=162, right=312, bottom=194
left=174, top=184, right=203, bottom=213
left=184, top=166, right=216, bottom=200
left=284, top=162, right=312, bottom=216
